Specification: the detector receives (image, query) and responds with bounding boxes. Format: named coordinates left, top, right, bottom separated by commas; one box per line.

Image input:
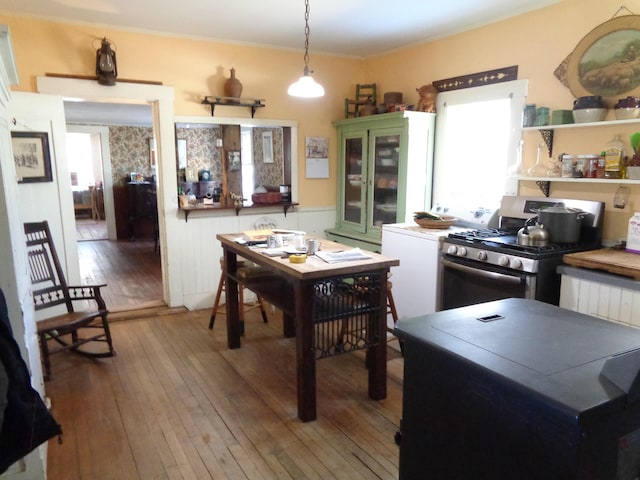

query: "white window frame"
left=432, top=79, right=528, bottom=209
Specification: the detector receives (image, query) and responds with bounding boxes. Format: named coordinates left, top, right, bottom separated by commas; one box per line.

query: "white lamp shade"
left=288, top=74, right=325, bottom=98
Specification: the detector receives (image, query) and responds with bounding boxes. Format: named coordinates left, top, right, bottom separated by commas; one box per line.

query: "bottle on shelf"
left=604, top=134, right=625, bottom=179
left=596, top=151, right=606, bottom=178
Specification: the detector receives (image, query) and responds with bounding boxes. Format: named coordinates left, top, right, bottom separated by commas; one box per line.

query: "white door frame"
left=36, top=76, right=183, bottom=307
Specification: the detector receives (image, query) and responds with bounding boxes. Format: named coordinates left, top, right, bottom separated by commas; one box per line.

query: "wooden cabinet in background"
left=127, top=182, right=158, bottom=250
left=326, top=111, right=435, bottom=251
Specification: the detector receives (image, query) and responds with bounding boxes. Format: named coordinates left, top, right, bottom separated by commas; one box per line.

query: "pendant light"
left=288, top=0, right=324, bottom=98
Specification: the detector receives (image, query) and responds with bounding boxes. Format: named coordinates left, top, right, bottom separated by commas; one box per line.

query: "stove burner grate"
left=446, top=229, right=595, bottom=258
left=449, top=228, right=512, bottom=241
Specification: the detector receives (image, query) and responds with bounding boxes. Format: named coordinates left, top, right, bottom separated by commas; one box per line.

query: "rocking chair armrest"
left=66, top=284, right=108, bottom=310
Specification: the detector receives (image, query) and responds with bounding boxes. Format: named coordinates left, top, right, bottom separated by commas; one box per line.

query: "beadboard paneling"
left=177, top=207, right=336, bottom=310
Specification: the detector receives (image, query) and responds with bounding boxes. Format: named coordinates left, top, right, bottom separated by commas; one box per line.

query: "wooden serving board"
left=563, top=249, right=640, bottom=280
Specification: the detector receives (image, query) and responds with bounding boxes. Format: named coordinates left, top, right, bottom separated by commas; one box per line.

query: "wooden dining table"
left=217, top=233, right=399, bottom=422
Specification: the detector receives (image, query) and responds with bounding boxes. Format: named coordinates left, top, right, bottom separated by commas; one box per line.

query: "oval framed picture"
left=566, top=15, right=640, bottom=101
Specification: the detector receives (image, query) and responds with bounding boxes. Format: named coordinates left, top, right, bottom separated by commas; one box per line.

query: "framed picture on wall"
left=12, top=131, right=53, bottom=183
left=227, top=150, right=241, bottom=171
left=177, top=138, right=187, bottom=169
left=149, top=138, right=157, bottom=169
left=262, top=131, right=273, bottom=163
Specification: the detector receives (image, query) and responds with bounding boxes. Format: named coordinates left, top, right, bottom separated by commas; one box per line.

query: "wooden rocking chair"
left=24, top=221, right=115, bottom=380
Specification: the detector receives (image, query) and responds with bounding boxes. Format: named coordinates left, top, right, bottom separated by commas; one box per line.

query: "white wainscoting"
left=559, top=269, right=640, bottom=329
left=176, top=206, right=336, bottom=310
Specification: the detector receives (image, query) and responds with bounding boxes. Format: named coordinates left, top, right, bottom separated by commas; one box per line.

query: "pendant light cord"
left=303, top=0, right=311, bottom=73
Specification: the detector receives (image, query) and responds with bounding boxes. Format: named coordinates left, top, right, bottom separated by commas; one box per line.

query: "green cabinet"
left=326, top=111, right=435, bottom=251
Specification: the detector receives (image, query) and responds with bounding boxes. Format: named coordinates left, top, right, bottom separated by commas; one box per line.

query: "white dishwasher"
left=382, top=223, right=464, bottom=321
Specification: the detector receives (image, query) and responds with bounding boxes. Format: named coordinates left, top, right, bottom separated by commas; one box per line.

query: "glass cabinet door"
left=370, top=132, right=400, bottom=228
left=342, top=135, right=366, bottom=230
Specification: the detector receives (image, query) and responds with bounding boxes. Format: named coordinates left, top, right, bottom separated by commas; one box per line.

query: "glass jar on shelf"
left=527, top=143, right=549, bottom=177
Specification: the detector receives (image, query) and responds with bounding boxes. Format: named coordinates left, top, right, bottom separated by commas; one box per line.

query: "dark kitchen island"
left=395, top=298, right=640, bottom=480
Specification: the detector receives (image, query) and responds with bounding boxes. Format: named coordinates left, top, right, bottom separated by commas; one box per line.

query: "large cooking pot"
left=533, top=205, right=586, bottom=243
left=517, top=218, right=550, bottom=246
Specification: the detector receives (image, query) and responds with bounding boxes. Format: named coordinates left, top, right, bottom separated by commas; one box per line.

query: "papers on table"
left=315, top=248, right=372, bottom=264
left=261, top=247, right=306, bottom=257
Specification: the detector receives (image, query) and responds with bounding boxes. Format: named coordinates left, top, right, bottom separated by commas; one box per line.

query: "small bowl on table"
left=414, top=215, right=456, bottom=229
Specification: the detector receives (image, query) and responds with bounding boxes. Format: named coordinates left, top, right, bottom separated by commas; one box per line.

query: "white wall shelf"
left=520, top=117, right=640, bottom=195
left=522, top=118, right=640, bottom=132
left=516, top=176, right=640, bottom=196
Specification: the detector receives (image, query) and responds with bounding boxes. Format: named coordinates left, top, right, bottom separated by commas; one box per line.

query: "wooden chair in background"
left=24, top=221, right=115, bottom=380
left=208, top=257, right=268, bottom=331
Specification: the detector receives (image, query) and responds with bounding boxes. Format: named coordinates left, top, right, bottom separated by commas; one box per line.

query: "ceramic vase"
left=224, top=68, right=243, bottom=99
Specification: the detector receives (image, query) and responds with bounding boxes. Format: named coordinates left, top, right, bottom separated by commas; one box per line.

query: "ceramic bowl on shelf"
left=614, top=107, right=640, bottom=120
left=572, top=108, right=607, bottom=123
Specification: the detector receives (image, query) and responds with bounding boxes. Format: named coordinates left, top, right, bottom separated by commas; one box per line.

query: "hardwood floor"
left=77, top=238, right=163, bottom=312
left=76, top=218, right=107, bottom=241
left=44, top=306, right=404, bottom=480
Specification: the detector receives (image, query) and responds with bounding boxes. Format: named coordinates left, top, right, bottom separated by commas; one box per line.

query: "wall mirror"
left=174, top=116, right=296, bottom=207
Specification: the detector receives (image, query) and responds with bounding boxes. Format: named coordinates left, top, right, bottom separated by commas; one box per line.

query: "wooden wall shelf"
left=180, top=201, right=298, bottom=222
left=202, top=96, right=265, bottom=117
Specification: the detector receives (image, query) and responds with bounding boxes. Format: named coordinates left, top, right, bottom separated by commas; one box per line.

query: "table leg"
left=366, top=269, right=388, bottom=400
left=224, top=248, right=242, bottom=349
left=283, top=312, right=295, bottom=338
left=295, top=280, right=316, bottom=422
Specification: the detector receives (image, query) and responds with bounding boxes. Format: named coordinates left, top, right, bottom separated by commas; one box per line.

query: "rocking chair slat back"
left=23, top=220, right=115, bottom=380
left=24, top=221, right=73, bottom=312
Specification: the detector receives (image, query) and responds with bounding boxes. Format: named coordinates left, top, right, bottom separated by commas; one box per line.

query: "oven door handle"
left=442, top=258, right=524, bottom=284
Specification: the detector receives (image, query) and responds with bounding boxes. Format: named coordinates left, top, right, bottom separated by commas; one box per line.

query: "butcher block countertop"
left=563, top=249, right=640, bottom=280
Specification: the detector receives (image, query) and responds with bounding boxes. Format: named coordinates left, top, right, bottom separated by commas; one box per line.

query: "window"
left=66, top=132, right=103, bottom=189
left=431, top=80, right=527, bottom=210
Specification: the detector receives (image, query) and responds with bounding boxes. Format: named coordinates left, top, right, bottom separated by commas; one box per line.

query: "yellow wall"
left=0, top=13, right=366, bottom=207
left=2, top=0, right=640, bottom=242
left=366, top=0, right=640, bottom=243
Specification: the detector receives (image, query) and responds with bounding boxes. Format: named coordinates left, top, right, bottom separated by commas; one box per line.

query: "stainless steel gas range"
left=439, top=195, right=605, bottom=310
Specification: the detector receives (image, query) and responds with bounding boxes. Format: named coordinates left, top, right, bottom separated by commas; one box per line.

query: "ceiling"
left=0, top=0, right=562, bottom=58
left=2, top=0, right=563, bottom=125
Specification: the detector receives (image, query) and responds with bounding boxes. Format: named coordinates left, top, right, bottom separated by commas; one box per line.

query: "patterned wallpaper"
left=252, top=127, right=284, bottom=189
left=109, top=126, right=154, bottom=186
left=108, top=124, right=284, bottom=191
left=176, top=125, right=223, bottom=182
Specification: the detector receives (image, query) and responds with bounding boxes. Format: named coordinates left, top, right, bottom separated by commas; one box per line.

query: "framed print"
left=149, top=138, right=157, bottom=169
left=262, top=131, right=273, bottom=163
left=185, top=167, right=198, bottom=182
left=176, top=138, right=187, bottom=169
left=566, top=15, right=640, bottom=99
left=227, top=150, right=241, bottom=171
left=12, top=131, right=52, bottom=183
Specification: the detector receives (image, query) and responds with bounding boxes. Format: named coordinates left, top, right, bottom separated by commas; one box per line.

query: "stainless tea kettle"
left=517, top=218, right=550, bottom=246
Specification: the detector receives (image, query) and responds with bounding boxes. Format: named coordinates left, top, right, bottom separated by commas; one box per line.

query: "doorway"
left=37, top=75, right=181, bottom=308
left=67, top=130, right=108, bottom=241
left=64, top=106, right=163, bottom=311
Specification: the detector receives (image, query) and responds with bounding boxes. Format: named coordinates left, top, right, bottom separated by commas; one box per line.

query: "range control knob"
left=509, top=258, right=523, bottom=269
left=477, top=251, right=488, bottom=261
left=457, top=247, right=467, bottom=257
left=447, top=245, right=458, bottom=255
left=498, top=255, right=510, bottom=267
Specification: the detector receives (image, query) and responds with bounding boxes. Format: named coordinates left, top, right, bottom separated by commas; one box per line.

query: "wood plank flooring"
left=76, top=218, right=107, bottom=241
left=77, top=238, right=163, bottom=311
left=44, top=307, right=404, bottom=480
